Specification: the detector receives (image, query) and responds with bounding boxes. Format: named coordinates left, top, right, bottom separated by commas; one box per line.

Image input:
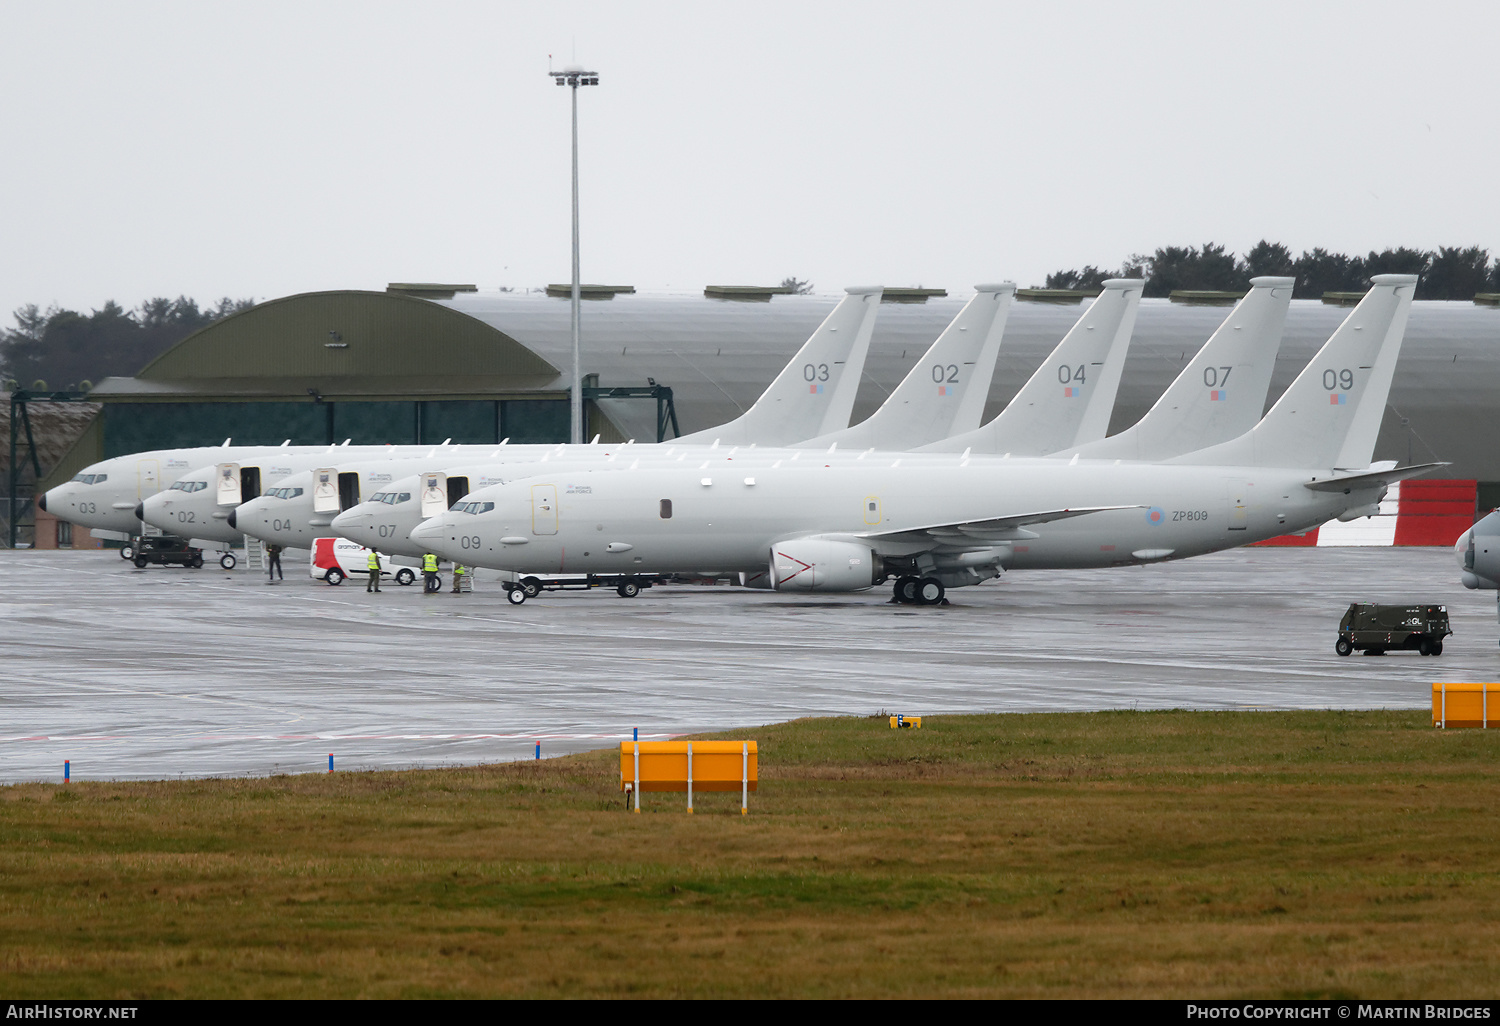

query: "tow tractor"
left=500, top=572, right=667, bottom=605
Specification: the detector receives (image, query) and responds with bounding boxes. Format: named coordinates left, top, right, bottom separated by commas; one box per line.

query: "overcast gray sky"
left=2, top=0, right=1496, bottom=318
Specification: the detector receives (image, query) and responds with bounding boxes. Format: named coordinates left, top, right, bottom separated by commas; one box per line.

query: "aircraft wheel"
left=915, top=577, right=945, bottom=606
left=894, top=576, right=919, bottom=604
left=120, top=545, right=135, bottom=560
left=1335, top=637, right=1352, bottom=657
left=326, top=568, right=344, bottom=586
left=617, top=580, right=640, bottom=598
left=190, top=555, right=204, bottom=569
left=133, top=556, right=147, bottom=569
left=220, top=553, right=237, bottom=570
left=395, top=568, right=415, bottom=586
left=521, top=576, right=543, bottom=598
left=506, top=586, right=527, bottom=605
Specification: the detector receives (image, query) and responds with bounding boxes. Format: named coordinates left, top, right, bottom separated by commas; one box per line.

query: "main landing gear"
left=892, top=575, right=945, bottom=606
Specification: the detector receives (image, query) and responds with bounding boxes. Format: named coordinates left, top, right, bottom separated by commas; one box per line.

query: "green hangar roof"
left=90, top=290, right=559, bottom=401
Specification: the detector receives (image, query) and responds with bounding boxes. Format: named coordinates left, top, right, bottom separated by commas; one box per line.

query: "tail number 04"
left=1323, top=368, right=1354, bottom=391
left=1058, top=364, right=1086, bottom=385
left=931, top=364, right=959, bottom=383
left=803, top=363, right=830, bottom=382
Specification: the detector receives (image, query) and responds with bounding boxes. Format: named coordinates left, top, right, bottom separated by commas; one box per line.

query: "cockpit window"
left=71, top=473, right=109, bottom=485
left=168, top=480, right=208, bottom=493
left=453, top=501, right=495, bottom=514
left=371, top=491, right=411, bottom=505
left=263, top=486, right=305, bottom=500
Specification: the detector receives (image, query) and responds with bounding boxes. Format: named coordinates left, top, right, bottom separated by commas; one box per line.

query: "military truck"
left=1335, top=603, right=1451, bottom=656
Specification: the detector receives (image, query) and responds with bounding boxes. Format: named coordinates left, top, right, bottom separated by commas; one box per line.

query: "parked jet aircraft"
left=410, top=276, right=1428, bottom=605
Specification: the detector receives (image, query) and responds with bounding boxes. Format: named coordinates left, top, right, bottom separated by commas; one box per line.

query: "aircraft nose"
left=133, top=502, right=144, bottom=520
left=227, top=508, right=237, bottom=529
left=410, top=517, right=444, bottom=544
left=37, top=491, right=46, bottom=513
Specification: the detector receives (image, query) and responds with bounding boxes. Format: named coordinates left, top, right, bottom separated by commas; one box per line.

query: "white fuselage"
left=410, top=459, right=1376, bottom=580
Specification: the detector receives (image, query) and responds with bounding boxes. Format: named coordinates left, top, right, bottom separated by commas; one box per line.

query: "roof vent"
left=880, top=288, right=947, bottom=304
left=704, top=285, right=797, bottom=302
left=545, top=284, right=636, bottom=299
left=386, top=283, right=479, bottom=300
left=1169, top=290, right=1245, bottom=306
left=1016, top=288, right=1097, bottom=304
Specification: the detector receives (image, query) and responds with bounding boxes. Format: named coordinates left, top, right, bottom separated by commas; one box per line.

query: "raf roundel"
left=1146, top=507, right=1165, bottom=526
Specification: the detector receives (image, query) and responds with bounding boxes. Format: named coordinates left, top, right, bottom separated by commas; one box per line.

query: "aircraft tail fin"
left=1063, top=276, right=1293, bottom=460
left=920, top=278, right=1143, bottom=454
left=676, top=287, right=882, bottom=446
left=1169, top=274, right=1417, bottom=469
left=796, top=283, right=1016, bottom=450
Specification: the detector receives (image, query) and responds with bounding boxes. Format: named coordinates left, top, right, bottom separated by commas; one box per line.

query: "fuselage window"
left=660, top=499, right=673, bottom=519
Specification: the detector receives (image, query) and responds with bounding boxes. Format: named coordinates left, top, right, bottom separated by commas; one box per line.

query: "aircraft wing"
left=1302, top=462, right=1448, bottom=493
left=858, top=505, right=1139, bottom=553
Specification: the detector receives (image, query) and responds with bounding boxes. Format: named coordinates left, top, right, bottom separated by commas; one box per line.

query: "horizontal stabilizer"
left=1302, top=462, right=1448, bottom=493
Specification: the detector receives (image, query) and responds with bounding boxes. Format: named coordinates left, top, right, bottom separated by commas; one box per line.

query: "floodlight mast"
left=549, top=65, right=600, bottom=444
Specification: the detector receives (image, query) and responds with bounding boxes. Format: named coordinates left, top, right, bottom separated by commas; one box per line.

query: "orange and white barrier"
left=1255, top=479, right=1476, bottom=548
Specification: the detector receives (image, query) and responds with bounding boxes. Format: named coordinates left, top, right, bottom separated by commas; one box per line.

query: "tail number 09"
left=1323, top=368, right=1354, bottom=391
left=460, top=535, right=482, bottom=550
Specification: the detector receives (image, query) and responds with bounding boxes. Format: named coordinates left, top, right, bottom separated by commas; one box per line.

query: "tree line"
left=1044, top=242, right=1500, bottom=300
left=1, top=296, right=255, bottom=392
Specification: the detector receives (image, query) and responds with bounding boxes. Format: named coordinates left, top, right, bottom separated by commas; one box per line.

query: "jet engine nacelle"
left=1457, top=511, right=1500, bottom=590
left=770, top=537, right=879, bottom=592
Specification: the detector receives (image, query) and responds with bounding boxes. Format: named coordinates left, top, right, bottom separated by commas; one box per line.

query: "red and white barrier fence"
left=1253, top=479, right=1477, bottom=547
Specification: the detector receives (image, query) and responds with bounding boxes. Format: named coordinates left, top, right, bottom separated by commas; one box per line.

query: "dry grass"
left=2, top=710, right=1497, bottom=998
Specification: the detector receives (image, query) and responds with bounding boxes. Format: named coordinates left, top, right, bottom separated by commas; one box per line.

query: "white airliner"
left=55, top=287, right=888, bottom=543
left=409, top=276, right=1430, bottom=605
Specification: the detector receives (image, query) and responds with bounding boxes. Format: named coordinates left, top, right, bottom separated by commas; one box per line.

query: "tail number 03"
left=1323, top=368, right=1354, bottom=391
left=803, top=363, right=830, bottom=382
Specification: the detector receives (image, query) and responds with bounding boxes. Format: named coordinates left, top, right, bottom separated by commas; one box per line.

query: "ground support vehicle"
left=499, top=572, right=668, bottom=605
left=310, top=537, right=416, bottom=587
left=1336, top=602, right=1451, bottom=656
left=131, top=536, right=204, bottom=569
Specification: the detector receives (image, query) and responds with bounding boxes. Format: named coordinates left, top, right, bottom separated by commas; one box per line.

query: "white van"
left=310, top=537, right=416, bottom=586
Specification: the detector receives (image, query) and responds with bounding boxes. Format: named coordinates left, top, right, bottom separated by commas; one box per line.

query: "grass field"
left=2, top=710, right=1497, bottom=998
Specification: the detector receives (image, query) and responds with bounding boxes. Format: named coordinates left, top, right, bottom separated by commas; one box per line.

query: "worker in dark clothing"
left=367, top=549, right=382, bottom=592
left=266, top=542, right=283, bottom=583
left=423, top=552, right=440, bottom=593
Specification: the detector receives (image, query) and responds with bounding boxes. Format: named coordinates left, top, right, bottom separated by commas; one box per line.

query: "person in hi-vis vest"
left=423, top=553, right=440, bottom=593
left=452, top=563, right=466, bottom=594
left=366, top=549, right=382, bottom=592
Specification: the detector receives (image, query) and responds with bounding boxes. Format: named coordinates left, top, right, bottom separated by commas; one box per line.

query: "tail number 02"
left=803, top=363, right=830, bottom=382
left=1058, top=364, right=1086, bottom=385
left=1323, top=368, right=1354, bottom=391
left=1203, top=366, right=1232, bottom=387
left=931, top=364, right=959, bottom=383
